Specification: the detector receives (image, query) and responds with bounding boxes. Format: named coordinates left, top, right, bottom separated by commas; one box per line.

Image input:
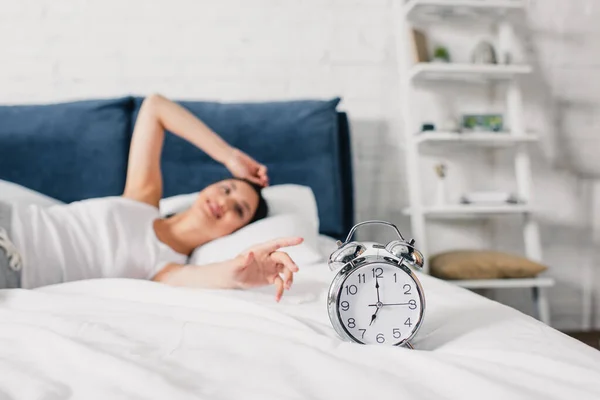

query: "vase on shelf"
left=434, top=163, right=447, bottom=206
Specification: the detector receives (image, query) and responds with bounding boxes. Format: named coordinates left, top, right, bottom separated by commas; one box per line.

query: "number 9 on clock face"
left=334, top=262, right=424, bottom=346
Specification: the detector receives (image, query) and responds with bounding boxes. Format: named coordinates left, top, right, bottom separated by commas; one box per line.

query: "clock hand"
left=369, top=306, right=381, bottom=326
left=369, top=277, right=383, bottom=326
left=368, top=302, right=412, bottom=307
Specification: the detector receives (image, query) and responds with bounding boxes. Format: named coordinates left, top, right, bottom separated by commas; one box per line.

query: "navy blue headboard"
left=0, top=96, right=354, bottom=239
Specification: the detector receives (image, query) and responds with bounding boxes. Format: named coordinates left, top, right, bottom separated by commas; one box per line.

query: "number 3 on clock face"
left=335, top=262, right=424, bottom=346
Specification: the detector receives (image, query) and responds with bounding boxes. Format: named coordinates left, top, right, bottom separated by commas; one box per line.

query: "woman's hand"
left=230, top=237, right=303, bottom=302
left=225, top=148, right=269, bottom=187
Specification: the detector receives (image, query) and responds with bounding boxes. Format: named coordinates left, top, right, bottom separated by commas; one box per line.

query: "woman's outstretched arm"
left=153, top=237, right=303, bottom=302
left=123, top=94, right=268, bottom=207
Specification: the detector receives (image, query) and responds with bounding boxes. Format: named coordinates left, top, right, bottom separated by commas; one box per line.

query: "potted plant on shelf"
left=433, top=46, right=451, bottom=63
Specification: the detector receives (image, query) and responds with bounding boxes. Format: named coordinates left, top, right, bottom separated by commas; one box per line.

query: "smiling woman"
left=1, top=94, right=301, bottom=302
left=156, top=177, right=269, bottom=251
left=198, top=178, right=267, bottom=227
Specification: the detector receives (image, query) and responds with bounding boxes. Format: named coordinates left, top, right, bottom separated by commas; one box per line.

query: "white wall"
left=1, top=0, right=599, bottom=330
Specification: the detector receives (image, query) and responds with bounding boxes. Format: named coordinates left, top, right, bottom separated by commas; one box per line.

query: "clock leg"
left=403, top=341, right=414, bottom=350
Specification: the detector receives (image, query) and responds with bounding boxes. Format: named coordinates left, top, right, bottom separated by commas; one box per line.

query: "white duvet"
left=0, top=263, right=599, bottom=400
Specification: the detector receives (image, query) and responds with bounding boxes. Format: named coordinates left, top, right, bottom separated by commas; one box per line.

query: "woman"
left=0, top=94, right=301, bottom=302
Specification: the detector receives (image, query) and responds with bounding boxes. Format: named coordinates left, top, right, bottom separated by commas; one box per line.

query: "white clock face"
left=336, top=262, right=423, bottom=345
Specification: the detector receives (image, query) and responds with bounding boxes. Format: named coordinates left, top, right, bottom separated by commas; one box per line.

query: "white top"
left=10, top=197, right=188, bottom=289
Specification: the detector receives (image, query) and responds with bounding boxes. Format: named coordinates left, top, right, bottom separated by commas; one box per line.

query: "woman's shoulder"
left=115, top=196, right=159, bottom=209
left=66, top=196, right=160, bottom=215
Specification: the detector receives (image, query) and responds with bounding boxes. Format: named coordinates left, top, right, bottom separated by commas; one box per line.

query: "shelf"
left=403, top=0, right=526, bottom=23
left=415, top=132, right=539, bottom=150
left=403, top=204, right=531, bottom=218
left=450, top=277, right=555, bottom=289
left=408, top=63, right=532, bottom=82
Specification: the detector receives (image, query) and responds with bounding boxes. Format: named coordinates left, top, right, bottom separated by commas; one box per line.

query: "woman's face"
left=191, top=179, right=259, bottom=239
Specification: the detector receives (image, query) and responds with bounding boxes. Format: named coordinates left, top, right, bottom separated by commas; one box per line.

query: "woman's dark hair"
left=231, top=178, right=269, bottom=224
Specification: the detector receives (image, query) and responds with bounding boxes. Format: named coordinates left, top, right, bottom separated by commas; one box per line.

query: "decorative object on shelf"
left=462, top=114, right=504, bottom=132
left=429, top=250, right=548, bottom=280
left=432, top=46, right=451, bottom=63
left=421, top=123, right=435, bottom=132
left=411, top=29, right=429, bottom=63
left=471, top=40, right=497, bottom=64
left=328, top=220, right=425, bottom=348
left=434, top=163, right=447, bottom=205
left=460, top=191, right=520, bottom=205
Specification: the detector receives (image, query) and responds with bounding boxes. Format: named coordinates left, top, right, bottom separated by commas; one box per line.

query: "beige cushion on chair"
left=429, top=250, right=548, bottom=280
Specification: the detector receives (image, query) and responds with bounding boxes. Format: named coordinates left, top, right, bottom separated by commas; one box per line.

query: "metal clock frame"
left=327, top=220, right=426, bottom=348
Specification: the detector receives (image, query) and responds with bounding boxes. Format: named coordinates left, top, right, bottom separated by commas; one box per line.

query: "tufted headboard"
left=0, top=96, right=354, bottom=239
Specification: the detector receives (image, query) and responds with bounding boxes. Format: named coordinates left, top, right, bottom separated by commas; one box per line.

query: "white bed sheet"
left=0, top=262, right=599, bottom=399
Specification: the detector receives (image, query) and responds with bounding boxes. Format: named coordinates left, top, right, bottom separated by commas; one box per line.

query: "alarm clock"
left=327, top=220, right=425, bottom=348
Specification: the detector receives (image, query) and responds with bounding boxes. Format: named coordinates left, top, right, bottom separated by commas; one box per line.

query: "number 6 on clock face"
left=329, top=261, right=425, bottom=346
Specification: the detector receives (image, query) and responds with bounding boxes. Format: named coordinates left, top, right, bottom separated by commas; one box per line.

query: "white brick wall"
left=1, top=0, right=599, bottom=330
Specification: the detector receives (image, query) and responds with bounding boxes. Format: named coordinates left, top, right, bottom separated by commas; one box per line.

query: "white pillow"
left=162, top=184, right=322, bottom=265
left=0, top=180, right=64, bottom=208
left=317, top=234, right=339, bottom=259
left=160, top=184, right=319, bottom=230
left=262, top=184, right=319, bottom=231
left=189, top=213, right=323, bottom=266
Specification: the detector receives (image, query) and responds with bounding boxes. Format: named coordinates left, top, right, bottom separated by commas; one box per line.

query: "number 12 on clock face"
left=337, top=262, right=423, bottom=346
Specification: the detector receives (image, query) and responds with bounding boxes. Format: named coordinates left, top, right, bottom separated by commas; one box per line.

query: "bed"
left=1, top=247, right=599, bottom=399
left=1, top=97, right=600, bottom=399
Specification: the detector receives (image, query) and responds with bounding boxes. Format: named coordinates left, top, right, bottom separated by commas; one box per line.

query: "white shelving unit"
left=452, top=277, right=555, bottom=290
left=403, top=0, right=526, bottom=23
left=402, top=204, right=532, bottom=218
left=415, top=131, right=538, bottom=145
left=409, top=62, right=532, bottom=81
left=415, top=132, right=538, bottom=154
left=396, top=0, right=554, bottom=325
